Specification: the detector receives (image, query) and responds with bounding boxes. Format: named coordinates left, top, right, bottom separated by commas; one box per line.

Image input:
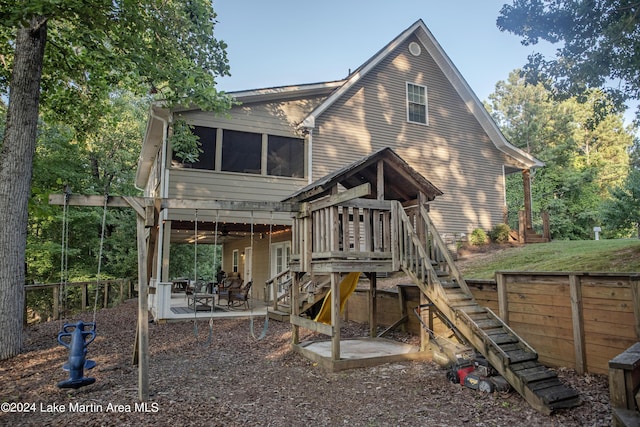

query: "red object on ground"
left=457, top=366, right=475, bottom=386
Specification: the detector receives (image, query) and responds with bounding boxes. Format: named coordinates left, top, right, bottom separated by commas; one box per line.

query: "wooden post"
left=136, top=213, right=150, bottom=401
left=420, top=292, right=429, bottom=352
left=369, top=272, right=377, bottom=338
left=398, top=284, right=407, bottom=333
left=353, top=207, right=361, bottom=252
left=569, top=275, right=586, bottom=374
left=161, top=220, right=172, bottom=282
left=103, top=281, right=109, bottom=309
left=292, top=273, right=300, bottom=345
left=119, top=280, right=125, bottom=304
left=632, top=275, right=640, bottom=339
left=81, top=284, right=87, bottom=311
left=363, top=209, right=372, bottom=251
left=416, top=194, right=426, bottom=259
left=376, top=159, right=385, bottom=201
left=518, top=210, right=526, bottom=243
left=522, top=169, right=533, bottom=231
left=53, top=285, right=59, bottom=320
left=331, top=272, right=341, bottom=362
left=542, top=211, right=551, bottom=241
left=496, top=273, right=509, bottom=323
left=331, top=205, right=339, bottom=252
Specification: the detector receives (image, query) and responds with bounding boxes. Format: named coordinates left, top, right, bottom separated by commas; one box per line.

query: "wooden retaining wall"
left=494, top=272, right=639, bottom=375
left=344, top=272, right=639, bottom=375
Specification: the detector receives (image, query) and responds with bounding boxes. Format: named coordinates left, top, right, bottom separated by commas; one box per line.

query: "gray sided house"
left=136, top=19, right=542, bottom=303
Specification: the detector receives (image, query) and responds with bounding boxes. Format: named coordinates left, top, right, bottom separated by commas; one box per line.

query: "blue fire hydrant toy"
left=56, top=321, right=97, bottom=389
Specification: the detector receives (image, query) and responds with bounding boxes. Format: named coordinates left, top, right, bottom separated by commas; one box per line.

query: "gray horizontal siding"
left=312, top=35, right=508, bottom=235
left=165, top=169, right=306, bottom=224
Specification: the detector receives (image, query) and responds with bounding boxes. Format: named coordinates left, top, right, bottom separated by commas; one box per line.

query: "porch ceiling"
left=168, top=220, right=290, bottom=245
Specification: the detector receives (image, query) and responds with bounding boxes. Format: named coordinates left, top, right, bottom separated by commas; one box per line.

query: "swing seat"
left=228, top=281, right=252, bottom=309
left=63, top=359, right=96, bottom=371
left=58, top=376, right=97, bottom=389
left=56, top=321, right=97, bottom=389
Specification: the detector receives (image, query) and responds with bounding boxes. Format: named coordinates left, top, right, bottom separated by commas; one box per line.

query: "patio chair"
left=218, top=276, right=243, bottom=305
left=228, top=281, right=252, bottom=309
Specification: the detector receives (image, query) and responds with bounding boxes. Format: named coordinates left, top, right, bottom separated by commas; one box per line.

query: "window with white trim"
left=271, top=242, right=291, bottom=277
left=232, top=249, right=239, bottom=273
left=270, top=241, right=291, bottom=295
left=406, top=82, right=428, bottom=125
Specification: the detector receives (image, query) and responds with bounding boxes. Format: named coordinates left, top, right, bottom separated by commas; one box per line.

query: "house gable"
left=135, top=19, right=544, bottom=235
left=301, top=19, right=542, bottom=171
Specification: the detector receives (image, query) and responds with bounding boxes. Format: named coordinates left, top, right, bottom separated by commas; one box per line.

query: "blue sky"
left=212, top=0, right=557, bottom=103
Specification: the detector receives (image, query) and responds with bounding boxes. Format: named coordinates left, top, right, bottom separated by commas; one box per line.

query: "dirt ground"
left=0, top=297, right=611, bottom=427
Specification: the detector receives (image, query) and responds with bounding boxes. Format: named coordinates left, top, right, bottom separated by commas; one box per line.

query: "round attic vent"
left=408, top=41, right=421, bottom=56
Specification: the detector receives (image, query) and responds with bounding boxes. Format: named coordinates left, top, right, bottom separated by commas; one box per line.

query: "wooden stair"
left=269, top=277, right=330, bottom=320
left=398, top=203, right=579, bottom=414
left=524, top=230, right=549, bottom=243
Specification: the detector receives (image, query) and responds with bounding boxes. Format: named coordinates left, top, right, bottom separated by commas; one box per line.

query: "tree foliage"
left=486, top=71, right=636, bottom=239
left=27, top=92, right=145, bottom=285
left=0, top=0, right=232, bottom=359
left=1, top=0, right=233, bottom=118
left=601, top=169, right=640, bottom=238
left=497, top=0, right=640, bottom=115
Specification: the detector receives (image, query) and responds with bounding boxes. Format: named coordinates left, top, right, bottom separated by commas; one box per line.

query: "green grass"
left=459, top=239, right=640, bottom=279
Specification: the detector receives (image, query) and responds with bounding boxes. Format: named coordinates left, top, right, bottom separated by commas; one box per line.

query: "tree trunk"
left=0, top=19, right=47, bottom=359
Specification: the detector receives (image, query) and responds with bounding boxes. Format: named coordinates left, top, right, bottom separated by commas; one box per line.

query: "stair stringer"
left=396, top=203, right=580, bottom=414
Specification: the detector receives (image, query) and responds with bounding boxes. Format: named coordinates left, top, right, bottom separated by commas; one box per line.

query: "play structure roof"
left=283, top=147, right=443, bottom=204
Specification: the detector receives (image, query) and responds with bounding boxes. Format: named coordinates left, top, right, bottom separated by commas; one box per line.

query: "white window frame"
left=232, top=249, right=239, bottom=273
left=406, top=82, right=428, bottom=125
left=270, top=242, right=291, bottom=277
left=270, top=241, right=291, bottom=295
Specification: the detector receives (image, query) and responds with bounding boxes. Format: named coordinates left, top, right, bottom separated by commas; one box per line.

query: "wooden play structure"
left=282, top=147, right=580, bottom=414
left=50, top=147, right=580, bottom=414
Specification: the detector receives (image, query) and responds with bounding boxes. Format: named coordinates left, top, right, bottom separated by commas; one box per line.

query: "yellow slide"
left=314, top=272, right=361, bottom=325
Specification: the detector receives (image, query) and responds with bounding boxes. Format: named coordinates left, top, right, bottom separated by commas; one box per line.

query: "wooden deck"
left=287, top=196, right=581, bottom=414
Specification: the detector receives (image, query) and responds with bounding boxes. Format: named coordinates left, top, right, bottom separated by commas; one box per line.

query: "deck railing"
left=290, top=198, right=465, bottom=282
left=291, top=200, right=396, bottom=272
left=25, top=279, right=133, bottom=324
left=265, top=269, right=292, bottom=311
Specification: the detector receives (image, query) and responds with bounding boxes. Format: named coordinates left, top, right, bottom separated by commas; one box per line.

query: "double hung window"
left=407, top=82, right=428, bottom=125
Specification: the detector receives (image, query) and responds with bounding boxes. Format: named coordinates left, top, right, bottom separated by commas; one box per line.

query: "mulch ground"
left=0, top=299, right=611, bottom=426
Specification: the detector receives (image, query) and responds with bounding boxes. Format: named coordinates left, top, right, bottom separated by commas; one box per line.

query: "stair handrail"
left=418, top=205, right=472, bottom=296
left=484, top=307, right=537, bottom=355
left=265, top=269, right=292, bottom=311
left=394, top=201, right=439, bottom=289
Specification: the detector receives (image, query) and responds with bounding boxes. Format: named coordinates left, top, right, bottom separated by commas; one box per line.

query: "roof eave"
left=229, top=80, right=345, bottom=104
left=135, top=104, right=170, bottom=189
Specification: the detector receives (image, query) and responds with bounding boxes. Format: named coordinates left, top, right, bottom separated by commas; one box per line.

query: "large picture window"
left=222, top=130, right=262, bottom=174
left=267, top=135, right=304, bottom=177
left=407, top=82, right=428, bottom=125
